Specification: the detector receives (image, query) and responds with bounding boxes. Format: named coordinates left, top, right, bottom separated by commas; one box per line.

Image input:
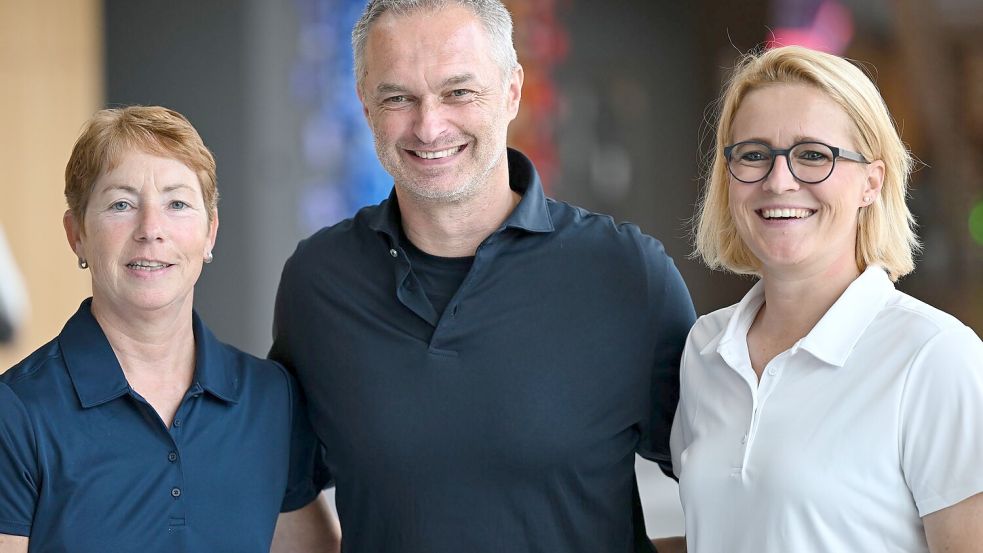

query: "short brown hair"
left=65, top=106, right=218, bottom=228
left=694, top=46, right=919, bottom=281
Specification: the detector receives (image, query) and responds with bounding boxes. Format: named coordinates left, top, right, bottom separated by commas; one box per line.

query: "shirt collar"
left=61, top=298, right=240, bottom=409
left=702, top=279, right=765, bottom=371
left=703, top=265, right=895, bottom=368
left=797, top=265, right=894, bottom=366
left=366, top=147, right=555, bottom=241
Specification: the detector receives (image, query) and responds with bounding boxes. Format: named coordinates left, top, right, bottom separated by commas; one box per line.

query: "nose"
left=135, top=205, right=165, bottom=241
left=761, top=154, right=800, bottom=195
left=412, top=97, right=448, bottom=145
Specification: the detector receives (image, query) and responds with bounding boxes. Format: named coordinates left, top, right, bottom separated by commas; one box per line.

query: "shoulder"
left=1, top=338, right=69, bottom=411
left=872, top=292, right=983, bottom=392
left=284, top=203, right=385, bottom=271
left=214, top=338, right=295, bottom=392
left=544, top=197, right=671, bottom=262
left=869, top=290, right=981, bottom=365
left=878, top=290, right=972, bottom=339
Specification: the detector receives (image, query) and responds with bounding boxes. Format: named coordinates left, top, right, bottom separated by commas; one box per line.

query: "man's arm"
left=0, top=534, right=28, bottom=553
left=923, top=492, right=983, bottom=553
left=271, top=492, right=341, bottom=553
left=651, top=536, right=686, bottom=553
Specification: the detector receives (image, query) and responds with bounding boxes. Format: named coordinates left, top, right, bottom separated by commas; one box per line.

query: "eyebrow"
left=99, top=183, right=196, bottom=194
left=732, top=135, right=831, bottom=147
left=440, top=73, right=477, bottom=88
left=161, top=183, right=196, bottom=194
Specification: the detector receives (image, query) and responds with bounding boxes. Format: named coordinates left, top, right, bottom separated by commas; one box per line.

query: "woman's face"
left=727, top=83, right=884, bottom=279
left=65, top=149, right=218, bottom=320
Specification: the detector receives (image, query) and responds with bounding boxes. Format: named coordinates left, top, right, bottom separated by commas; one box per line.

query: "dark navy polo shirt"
left=0, top=299, right=327, bottom=553
left=270, top=148, right=696, bottom=553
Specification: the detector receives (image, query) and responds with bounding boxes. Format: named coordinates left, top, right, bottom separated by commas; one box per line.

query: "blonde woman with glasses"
left=670, top=45, right=983, bottom=553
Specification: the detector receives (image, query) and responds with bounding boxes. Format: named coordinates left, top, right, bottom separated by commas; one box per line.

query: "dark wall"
left=557, top=0, right=769, bottom=315
left=106, top=0, right=304, bottom=355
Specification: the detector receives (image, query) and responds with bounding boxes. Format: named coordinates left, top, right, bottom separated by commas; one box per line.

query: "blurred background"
left=2, top=0, right=981, bottom=538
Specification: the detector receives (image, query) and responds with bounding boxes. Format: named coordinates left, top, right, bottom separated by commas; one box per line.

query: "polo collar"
left=703, top=265, right=895, bottom=368
left=61, top=299, right=240, bottom=409
left=797, top=265, right=894, bottom=366
left=366, top=147, right=555, bottom=240
left=702, top=279, right=764, bottom=372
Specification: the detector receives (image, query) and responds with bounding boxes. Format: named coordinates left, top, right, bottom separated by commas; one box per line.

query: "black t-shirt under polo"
left=400, top=231, right=474, bottom=318
left=270, top=148, right=696, bottom=553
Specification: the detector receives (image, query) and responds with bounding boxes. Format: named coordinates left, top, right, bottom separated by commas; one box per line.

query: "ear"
left=63, top=210, right=84, bottom=260
left=505, top=64, right=524, bottom=121
left=357, top=83, right=372, bottom=122
left=205, top=211, right=219, bottom=258
left=862, top=159, right=885, bottom=206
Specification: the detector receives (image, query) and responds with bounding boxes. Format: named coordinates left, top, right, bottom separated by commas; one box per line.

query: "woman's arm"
left=924, top=492, right=983, bottom=553
left=0, top=534, right=28, bottom=553
left=270, top=492, right=341, bottom=553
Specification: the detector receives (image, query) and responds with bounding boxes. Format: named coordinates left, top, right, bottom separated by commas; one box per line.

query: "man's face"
left=358, top=5, right=522, bottom=203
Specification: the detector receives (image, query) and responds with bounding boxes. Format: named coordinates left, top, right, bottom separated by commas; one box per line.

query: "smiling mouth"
left=757, top=208, right=816, bottom=220
left=127, top=261, right=173, bottom=271
left=409, top=145, right=464, bottom=159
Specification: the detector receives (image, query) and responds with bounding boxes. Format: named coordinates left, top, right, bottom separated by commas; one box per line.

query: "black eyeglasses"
left=723, top=140, right=870, bottom=184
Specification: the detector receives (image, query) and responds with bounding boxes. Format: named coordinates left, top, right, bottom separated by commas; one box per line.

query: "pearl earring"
left=204, top=252, right=214, bottom=264
left=78, top=258, right=88, bottom=269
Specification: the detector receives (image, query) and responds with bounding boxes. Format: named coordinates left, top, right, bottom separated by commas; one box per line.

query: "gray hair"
left=352, top=0, right=519, bottom=91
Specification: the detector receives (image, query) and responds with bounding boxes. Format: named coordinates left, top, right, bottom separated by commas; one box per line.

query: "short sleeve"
left=899, top=326, right=983, bottom=517
left=280, top=370, right=334, bottom=513
left=634, top=233, right=696, bottom=477
left=0, top=382, right=39, bottom=536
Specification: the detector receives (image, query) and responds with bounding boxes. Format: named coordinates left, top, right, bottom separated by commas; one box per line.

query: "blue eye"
left=170, top=200, right=188, bottom=210
left=384, top=95, right=408, bottom=104
left=111, top=201, right=130, bottom=211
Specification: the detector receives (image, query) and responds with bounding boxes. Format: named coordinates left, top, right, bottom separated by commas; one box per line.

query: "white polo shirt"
left=671, top=265, right=983, bottom=553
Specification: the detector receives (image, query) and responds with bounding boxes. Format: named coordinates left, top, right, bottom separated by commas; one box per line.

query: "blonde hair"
left=65, top=106, right=218, bottom=229
left=694, top=45, right=919, bottom=281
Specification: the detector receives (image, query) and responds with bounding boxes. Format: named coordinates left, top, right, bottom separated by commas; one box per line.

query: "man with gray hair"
left=270, top=1, right=695, bottom=551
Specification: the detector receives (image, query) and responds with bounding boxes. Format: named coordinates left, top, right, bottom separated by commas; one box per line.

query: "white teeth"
left=760, top=208, right=814, bottom=219
left=127, top=261, right=168, bottom=270
left=412, top=146, right=462, bottom=159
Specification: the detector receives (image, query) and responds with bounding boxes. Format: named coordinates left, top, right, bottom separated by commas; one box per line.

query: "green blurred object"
left=971, top=201, right=983, bottom=246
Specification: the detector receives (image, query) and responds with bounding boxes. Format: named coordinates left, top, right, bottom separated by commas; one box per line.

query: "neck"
left=397, top=154, right=519, bottom=257
left=90, top=295, right=197, bottom=387
left=755, top=258, right=862, bottom=342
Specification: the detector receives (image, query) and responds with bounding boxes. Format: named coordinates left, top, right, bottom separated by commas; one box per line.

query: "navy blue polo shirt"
left=0, top=299, right=327, bottom=552
left=270, top=148, right=696, bottom=553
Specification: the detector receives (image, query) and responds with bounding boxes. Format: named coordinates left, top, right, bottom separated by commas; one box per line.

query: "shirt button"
left=168, top=452, right=178, bottom=462
left=171, top=487, right=182, bottom=498
left=767, top=367, right=778, bottom=376
left=389, top=248, right=398, bottom=258
left=173, top=419, right=182, bottom=427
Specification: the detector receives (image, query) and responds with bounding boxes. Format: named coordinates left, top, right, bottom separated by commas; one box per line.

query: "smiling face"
left=358, top=4, right=522, bottom=203
left=727, top=83, right=884, bottom=279
left=65, top=149, right=218, bottom=321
